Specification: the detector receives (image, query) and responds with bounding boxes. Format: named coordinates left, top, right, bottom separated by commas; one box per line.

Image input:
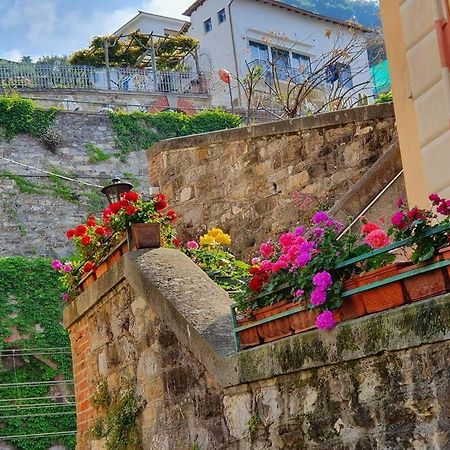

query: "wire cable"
left=0, top=395, right=75, bottom=403
left=0, top=156, right=103, bottom=188
left=0, top=380, right=73, bottom=389
left=0, top=411, right=75, bottom=420
left=0, top=402, right=75, bottom=410
left=0, top=430, right=76, bottom=440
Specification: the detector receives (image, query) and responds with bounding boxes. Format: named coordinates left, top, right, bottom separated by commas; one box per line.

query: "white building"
left=114, top=11, right=190, bottom=37
left=183, top=0, right=373, bottom=110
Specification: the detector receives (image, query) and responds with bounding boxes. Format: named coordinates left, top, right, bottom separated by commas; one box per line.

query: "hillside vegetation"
left=283, top=0, right=380, bottom=27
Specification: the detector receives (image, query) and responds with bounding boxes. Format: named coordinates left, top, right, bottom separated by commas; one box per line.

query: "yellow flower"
left=207, top=227, right=223, bottom=238
left=214, top=232, right=231, bottom=246
left=199, top=234, right=216, bottom=247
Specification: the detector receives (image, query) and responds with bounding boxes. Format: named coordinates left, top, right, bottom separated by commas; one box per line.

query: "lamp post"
left=101, top=177, right=133, bottom=204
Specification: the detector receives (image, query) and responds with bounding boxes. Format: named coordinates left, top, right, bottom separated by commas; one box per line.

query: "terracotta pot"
left=80, top=272, right=96, bottom=290
left=400, top=256, right=448, bottom=302
left=356, top=263, right=409, bottom=313
left=253, top=300, right=293, bottom=343
left=287, top=304, right=317, bottom=334
left=128, top=223, right=161, bottom=250
left=339, top=278, right=366, bottom=320
left=237, top=317, right=261, bottom=348
left=95, top=260, right=108, bottom=278
left=106, top=247, right=122, bottom=268
left=439, top=246, right=450, bottom=278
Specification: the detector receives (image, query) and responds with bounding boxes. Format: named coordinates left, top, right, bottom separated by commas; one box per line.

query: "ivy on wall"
left=109, top=109, right=241, bottom=159
left=0, top=95, right=57, bottom=140
left=0, top=257, right=75, bottom=450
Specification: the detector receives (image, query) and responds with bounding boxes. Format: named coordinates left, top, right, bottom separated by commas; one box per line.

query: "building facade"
left=184, top=0, right=373, bottom=109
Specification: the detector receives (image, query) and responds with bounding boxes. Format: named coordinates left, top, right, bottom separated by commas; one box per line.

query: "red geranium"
left=166, top=209, right=176, bottom=223
left=125, top=205, right=137, bottom=216
left=154, top=193, right=167, bottom=211
left=172, top=236, right=181, bottom=247
left=124, top=191, right=139, bottom=202
left=102, top=208, right=112, bottom=221
left=95, top=226, right=106, bottom=236
left=75, top=225, right=87, bottom=237
left=83, top=261, right=95, bottom=273
left=109, top=202, right=122, bottom=214
left=66, top=229, right=76, bottom=239
left=86, top=217, right=96, bottom=227
left=80, top=235, right=91, bottom=245
left=248, top=276, right=263, bottom=292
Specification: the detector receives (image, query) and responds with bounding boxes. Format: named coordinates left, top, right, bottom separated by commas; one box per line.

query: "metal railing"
left=0, top=63, right=208, bottom=95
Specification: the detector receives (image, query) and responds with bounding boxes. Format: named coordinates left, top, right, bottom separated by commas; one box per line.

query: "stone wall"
left=148, top=104, right=402, bottom=258
left=0, top=111, right=148, bottom=258
left=64, top=249, right=450, bottom=450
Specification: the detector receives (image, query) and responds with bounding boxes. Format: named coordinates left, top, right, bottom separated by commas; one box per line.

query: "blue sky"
left=0, top=0, right=194, bottom=61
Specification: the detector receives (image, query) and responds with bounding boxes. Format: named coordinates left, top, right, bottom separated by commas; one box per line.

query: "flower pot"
left=95, top=260, right=108, bottom=279
left=128, top=223, right=161, bottom=250
left=107, top=239, right=128, bottom=269
left=253, top=300, right=293, bottom=343
left=80, top=272, right=96, bottom=290
left=400, top=258, right=448, bottom=302
left=339, top=278, right=366, bottom=320
left=237, top=316, right=261, bottom=348
left=288, top=305, right=317, bottom=333
left=356, top=263, right=409, bottom=313
left=439, top=246, right=450, bottom=279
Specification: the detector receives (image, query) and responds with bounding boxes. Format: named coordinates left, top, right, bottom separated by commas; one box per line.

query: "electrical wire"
left=2, top=351, right=72, bottom=357
left=0, top=411, right=75, bottom=420
left=0, top=156, right=103, bottom=188
left=0, top=380, right=73, bottom=388
left=0, top=430, right=76, bottom=440
left=0, top=395, right=75, bottom=403
left=0, top=402, right=75, bottom=410
left=2, top=347, right=71, bottom=352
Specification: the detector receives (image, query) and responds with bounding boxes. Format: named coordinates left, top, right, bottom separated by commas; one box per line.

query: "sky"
left=0, top=0, right=194, bottom=61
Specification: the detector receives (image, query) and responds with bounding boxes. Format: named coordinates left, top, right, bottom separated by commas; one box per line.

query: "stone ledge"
left=147, top=103, right=395, bottom=157
left=64, top=248, right=450, bottom=389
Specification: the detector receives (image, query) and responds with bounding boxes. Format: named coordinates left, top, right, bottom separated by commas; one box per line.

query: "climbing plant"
left=0, top=95, right=57, bottom=140
left=109, top=109, right=240, bottom=159
left=0, top=257, right=75, bottom=450
left=90, top=377, right=145, bottom=450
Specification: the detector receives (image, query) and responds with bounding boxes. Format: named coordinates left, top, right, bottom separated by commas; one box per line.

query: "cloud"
left=141, top=0, right=194, bottom=19
left=2, top=48, right=22, bottom=62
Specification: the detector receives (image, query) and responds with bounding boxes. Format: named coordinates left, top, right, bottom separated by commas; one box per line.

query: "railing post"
left=104, top=39, right=112, bottom=90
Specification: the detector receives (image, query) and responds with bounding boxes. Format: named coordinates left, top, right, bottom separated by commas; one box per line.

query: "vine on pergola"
left=68, top=31, right=199, bottom=71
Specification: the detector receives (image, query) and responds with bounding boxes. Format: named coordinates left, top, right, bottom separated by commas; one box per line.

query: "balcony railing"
left=0, top=63, right=208, bottom=95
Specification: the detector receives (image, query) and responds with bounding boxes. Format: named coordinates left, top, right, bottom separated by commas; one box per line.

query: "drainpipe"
left=228, top=0, right=242, bottom=107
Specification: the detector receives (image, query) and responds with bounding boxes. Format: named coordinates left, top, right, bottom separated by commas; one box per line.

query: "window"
left=218, top=8, right=226, bottom=23
left=271, top=47, right=290, bottom=80
left=292, top=53, right=311, bottom=76
left=249, top=41, right=269, bottom=64
left=337, top=63, right=353, bottom=89
left=204, top=18, right=212, bottom=33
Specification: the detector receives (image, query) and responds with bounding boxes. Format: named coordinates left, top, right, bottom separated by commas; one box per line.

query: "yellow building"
left=380, top=0, right=450, bottom=207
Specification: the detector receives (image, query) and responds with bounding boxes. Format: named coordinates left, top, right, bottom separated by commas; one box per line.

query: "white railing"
left=0, top=63, right=208, bottom=95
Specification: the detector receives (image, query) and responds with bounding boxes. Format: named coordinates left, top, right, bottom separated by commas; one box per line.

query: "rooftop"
left=183, top=0, right=372, bottom=33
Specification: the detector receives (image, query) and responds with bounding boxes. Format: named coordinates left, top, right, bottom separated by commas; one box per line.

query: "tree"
left=235, top=28, right=379, bottom=119
left=68, top=32, right=198, bottom=70
left=36, top=55, right=69, bottom=66
left=20, top=56, right=32, bottom=64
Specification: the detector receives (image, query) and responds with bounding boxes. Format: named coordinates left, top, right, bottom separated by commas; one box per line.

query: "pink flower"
left=364, top=229, right=389, bottom=249
left=360, top=222, right=379, bottom=236
left=294, top=226, right=305, bottom=236
left=51, top=260, right=62, bottom=271
left=429, top=193, right=441, bottom=204
left=62, top=264, right=72, bottom=273
left=186, top=241, right=199, bottom=250
left=259, top=241, right=274, bottom=258
left=311, top=211, right=329, bottom=224
left=391, top=211, right=406, bottom=229
left=315, top=310, right=336, bottom=330
left=294, top=289, right=304, bottom=298
left=395, top=197, right=404, bottom=208
left=296, top=252, right=311, bottom=267
left=251, top=257, right=261, bottom=265
left=310, top=288, right=327, bottom=306
left=272, top=259, right=288, bottom=272
left=260, top=260, right=274, bottom=272
left=312, top=271, right=333, bottom=289
left=61, top=293, right=69, bottom=302
left=278, top=232, right=296, bottom=248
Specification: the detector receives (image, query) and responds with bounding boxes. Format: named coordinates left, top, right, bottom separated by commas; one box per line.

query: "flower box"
left=350, top=263, right=409, bottom=313
left=236, top=316, right=261, bottom=348
left=287, top=305, right=317, bottom=334
left=127, top=223, right=161, bottom=250
left=253, top=301, right=293, bottom=343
